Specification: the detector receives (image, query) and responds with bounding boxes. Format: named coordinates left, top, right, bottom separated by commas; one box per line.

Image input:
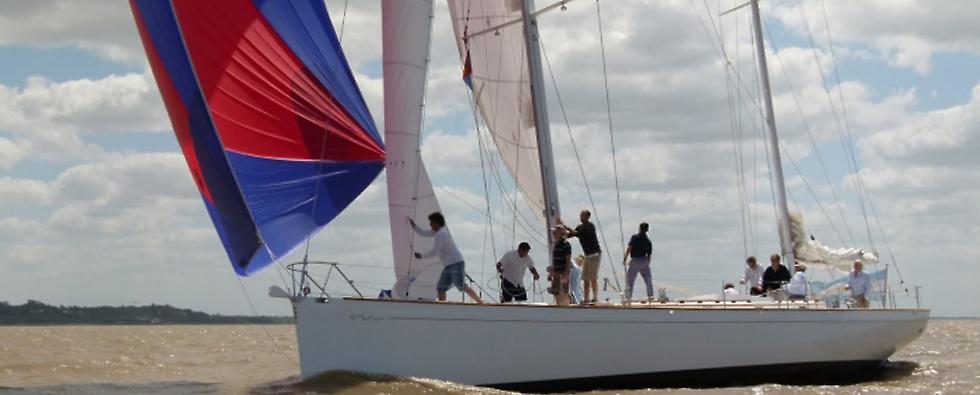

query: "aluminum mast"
left=521, top=0, right=562, bottom=250
left=749, top=0, right=796, bottom=269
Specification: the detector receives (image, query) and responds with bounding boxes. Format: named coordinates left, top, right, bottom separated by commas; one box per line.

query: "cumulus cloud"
left=768, top=0, right=980, bottom=74
left=1, top=1, right=977, bottom=315
left=0, top=71, right=167, bottom=168
left=0, top=0, right=144, bottom=65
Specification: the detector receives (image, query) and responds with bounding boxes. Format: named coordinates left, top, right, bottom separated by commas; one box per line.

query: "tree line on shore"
left=0, top=300, right=292, bottom=325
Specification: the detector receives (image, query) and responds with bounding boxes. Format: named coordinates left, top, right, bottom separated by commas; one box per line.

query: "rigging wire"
left=719, top=0, right=751, bottom=259
left=302, top=0, right=353, bottom=265
left=537, top=38, right=623, bottom=294
left=817, top=0, right=906, bottom=287
left=594, top=0, right=628, bottom=279
left=792, top=1, right=859, bottom=246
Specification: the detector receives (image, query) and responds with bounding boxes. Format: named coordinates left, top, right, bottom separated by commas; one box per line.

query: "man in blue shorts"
left=411, top=212, right=483, bottom=303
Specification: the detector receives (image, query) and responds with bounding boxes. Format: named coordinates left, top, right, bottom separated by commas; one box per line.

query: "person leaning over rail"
left=762, top=254, right=791, bottom=295
left=410, top=212, right=483, bottom=304
left=496, top=242, right=540, bottom=303
left=623, top=222, right=654, bottom=305
left=740, top=256, right=765, bottom=295
left=846, top=260, right=872, bottom=308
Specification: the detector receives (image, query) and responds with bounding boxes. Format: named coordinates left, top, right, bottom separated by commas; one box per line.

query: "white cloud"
left=0, top=71, right=167, bottom=168
left=0, top=0, right=144, bottom=65
left=769, top=0, right=980, bottom=74
left=0, top=1, right=977, bottom=316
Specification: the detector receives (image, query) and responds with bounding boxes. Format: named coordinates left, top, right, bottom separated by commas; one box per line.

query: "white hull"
left=291, top=297, right=928, bottom=390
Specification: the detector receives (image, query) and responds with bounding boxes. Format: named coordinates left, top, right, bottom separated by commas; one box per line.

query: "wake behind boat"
left=130, top=0, right=929, bottom=391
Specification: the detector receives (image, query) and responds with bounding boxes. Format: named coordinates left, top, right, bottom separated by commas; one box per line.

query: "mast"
left=521, top=0, right=562, bottom=251
left=749, top=0, right=796, bottom=269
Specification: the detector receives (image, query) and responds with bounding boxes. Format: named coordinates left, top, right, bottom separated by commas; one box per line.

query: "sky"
left=0, top=0, right=978, bottom=317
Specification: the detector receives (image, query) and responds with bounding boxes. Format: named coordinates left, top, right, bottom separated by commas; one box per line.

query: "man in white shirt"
left=740, top=256, right=764, bottom=295
left=786, top=263, right=808, bottom=300
left=846, top=260, right=871, bottom=308
left=496, top=242, right=540, bottom=302
left=411, top=212, right=483, bottom=303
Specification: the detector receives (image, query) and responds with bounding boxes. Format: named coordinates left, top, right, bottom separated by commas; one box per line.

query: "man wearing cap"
left=496, top=242, right=540, bottom=303
left=740, top=256, right=765, bottom=295
left=786, top=263, right=808, bottom=300
left=846, top=260, right=872, bottom=308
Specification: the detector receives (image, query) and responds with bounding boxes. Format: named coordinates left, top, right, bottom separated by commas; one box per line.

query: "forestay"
left=383, top=0, right=444, bottom=300
left=447, top=0, right=546, bottom=225
left=130, top=0, right=384, bottom=276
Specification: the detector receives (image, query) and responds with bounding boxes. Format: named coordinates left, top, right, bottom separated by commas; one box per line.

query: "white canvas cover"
left=788, top=212, right=879, bottom=273
left=447, top=0, right=546, bottom=225
left=383, top=0, right=444, bottom=300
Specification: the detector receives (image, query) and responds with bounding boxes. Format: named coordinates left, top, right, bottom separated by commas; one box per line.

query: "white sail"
left=447, top=0, right=546, bottom=225
left=788, top=212, right=879, bottom=273
left=383, top=0, right=444, bottom=300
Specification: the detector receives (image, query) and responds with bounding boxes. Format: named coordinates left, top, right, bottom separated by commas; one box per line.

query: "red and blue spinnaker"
left=131, top=0, right=384, bottom=276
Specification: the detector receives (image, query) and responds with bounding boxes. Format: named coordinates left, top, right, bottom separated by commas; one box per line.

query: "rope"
left=235, top=276, right=297, bottom=364
left=302, top=0, right=351, bottom=263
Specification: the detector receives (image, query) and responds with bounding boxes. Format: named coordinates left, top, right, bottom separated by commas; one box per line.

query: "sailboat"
left=130, top=0, right=929, bottom=391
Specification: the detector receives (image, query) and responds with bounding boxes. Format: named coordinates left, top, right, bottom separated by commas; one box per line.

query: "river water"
left=0, top=320, right=976, bottom=394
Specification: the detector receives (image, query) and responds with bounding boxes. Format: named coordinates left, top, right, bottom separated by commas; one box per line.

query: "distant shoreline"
left=0, top=300, right=292, bottom=326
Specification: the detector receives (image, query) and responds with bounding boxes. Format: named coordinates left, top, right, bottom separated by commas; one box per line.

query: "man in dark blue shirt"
left=762, top=253, right=791, bottom=295
left=623, top=222, right=653, bottom=304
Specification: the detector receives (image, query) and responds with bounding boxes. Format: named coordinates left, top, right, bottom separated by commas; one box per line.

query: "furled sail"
left=130, top=0, right=384, bottom=276
left=447, top=0, right=546, bottom=225
left=788, top=212, right=879, bottom=272
left=383, top=0, right=444, bottom=300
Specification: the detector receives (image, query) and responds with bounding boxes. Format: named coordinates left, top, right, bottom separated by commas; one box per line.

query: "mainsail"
left=447, top=0, right=546, bottom=225
left=382, top=0, right=444, bottom=300
left=788, top=212, right=879, bottom=272
left=131, top=0, right=384, bottom=276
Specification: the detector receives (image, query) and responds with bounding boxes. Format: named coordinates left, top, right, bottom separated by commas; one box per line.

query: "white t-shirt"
left=499, top=250, right=535, bottom=286
left=786, top=271, right=808, bottom=296
left=742, top=264, right=764, bottom=288
left=413, top=225, right=464, bottom=266
left=848, top=270, right=872, bottom=297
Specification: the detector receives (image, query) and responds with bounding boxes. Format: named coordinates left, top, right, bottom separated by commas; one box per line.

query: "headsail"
left=447, top=0, right=546, bottom=225
left=383, top=0, right=444, bottom=300
left=130, top=0, right=384, bottom=276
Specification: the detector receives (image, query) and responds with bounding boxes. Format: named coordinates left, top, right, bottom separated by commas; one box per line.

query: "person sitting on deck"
left=786, top=263, right=808, bottom=300
left=410, top=212, right=483, bottom=304
left=846, top=260, right=872, bottom=308
left=740, top=256, right=765, bottom=295
left=623, top=222, right=654, bottom=305
left=496, top=242, right=540, bottom=303
left=762, top=254, right=791, bottom=295
left=723, top=283, right=739, bottom=298
left=549, top=227, right=573, bottom=306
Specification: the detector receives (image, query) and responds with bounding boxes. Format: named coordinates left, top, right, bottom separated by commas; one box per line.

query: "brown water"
left=0, top=320, right=976, bottom=394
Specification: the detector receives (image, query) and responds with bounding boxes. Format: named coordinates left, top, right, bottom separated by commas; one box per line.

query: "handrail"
left=285, top=261, right=364, bottom=300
